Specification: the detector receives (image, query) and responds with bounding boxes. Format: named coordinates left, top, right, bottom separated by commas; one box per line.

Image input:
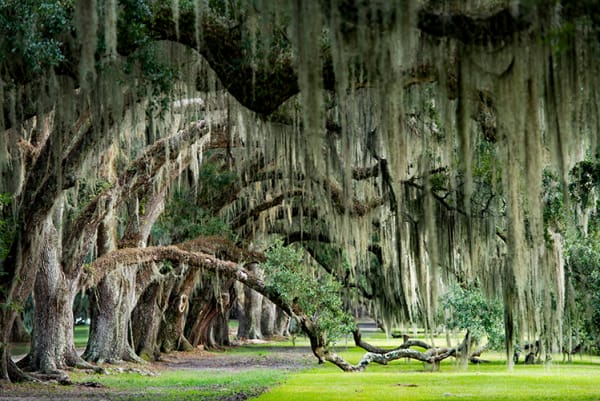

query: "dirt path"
left=0, top=345, right=316, bottom=401
left=159, top=345, right=315, bottom=371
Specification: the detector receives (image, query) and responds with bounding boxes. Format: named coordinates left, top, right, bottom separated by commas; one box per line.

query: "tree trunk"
left=274, top=308, right=290, bottom=337
left=131, top=280, right=163, bottom=361
left=0, top=225, right=50, bottom=381
left=20, top=216, right=85, bottom=375
left=187, top=279, right=235, bottom=349
left=238, top=264, right=263, bottom=339
left=234, top=281, right=248, bottom=339
left=157, top=267, right=197, bottom=353
left=260, top=298, right=277, bottom=338
left=0, top=317, right=17, bottom=381
left=159, top=292, right=193, bottom=353
left=83, top=265, right=142, bottom=363
left=211, top=308, right=232, bottom=347
left=85, top=182, right=168, bottom=363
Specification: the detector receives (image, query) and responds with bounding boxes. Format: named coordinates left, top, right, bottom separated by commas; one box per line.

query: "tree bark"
left=260, top=298, right=277, bottom=338
left=131, top=280, right=163, bottom=361
left=84, top=185, right=167, bottom=364
left=83, top=265, right=142, bottom=363
left=274, top=309, right=290, bottom=337
left=238, top=264, right=263, bottom=340
left=19, top=214, right=92, bottom=376
left=186, top=279, right=235, bottom=349
left=157, top=266, right=197, bottom=353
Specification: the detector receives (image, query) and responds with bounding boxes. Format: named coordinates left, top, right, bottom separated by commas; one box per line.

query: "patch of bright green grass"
left=74, top=324, right=89, bottom=347
left=9, top=324, right=90, bottom=356
left=255, top=349, right=600, bottom=401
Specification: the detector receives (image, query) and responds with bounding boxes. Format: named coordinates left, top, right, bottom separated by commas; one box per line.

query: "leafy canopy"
left=262, top=240, right=354, bottom=346
left=440, top=284, right=504, bottom=350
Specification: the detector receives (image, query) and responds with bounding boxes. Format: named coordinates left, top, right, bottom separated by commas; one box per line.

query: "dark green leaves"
left=262, top=240, right=354, bottom=346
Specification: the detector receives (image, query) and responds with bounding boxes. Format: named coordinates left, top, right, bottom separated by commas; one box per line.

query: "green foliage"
left=0, top=0, right=72, bottom=77
left=567, top=233, right=600, bottom=348
left=471, top=139, right=503, bottom=217
left=429, top=171, right=449, bottom=192
left=75, top=179, right=112, bottom=206
left=117, top=0, right=182, bottom=112
left=154, top=162, right=238, bottom=243
left=542, top=169, right=566, bottom=234
left=262, top=241, right=354, bottom=346
left=117, top=0, right=152, bottom=49
left=540, top=0, right=600, bottom=54
left=154, top=191, right=234, bottom=244
left=122, top=42, right=180, bottom=114
left=196, top=162, right=237, bottom=206
left=440, top=284, right=504, bottom=350
left=569, top=160, right=600, bottom=208
left=473, top=138, right=501, bottom=186
left=0, top=193, right=15, bottom=268
left=2, top=300, right=23, bottom=312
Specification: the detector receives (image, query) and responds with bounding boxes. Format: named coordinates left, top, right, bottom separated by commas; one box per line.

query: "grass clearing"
left=255, top=347, right=600, bottom=401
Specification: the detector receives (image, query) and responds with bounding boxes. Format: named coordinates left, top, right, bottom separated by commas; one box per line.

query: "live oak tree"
left=1, top=0, right=599, bottom=381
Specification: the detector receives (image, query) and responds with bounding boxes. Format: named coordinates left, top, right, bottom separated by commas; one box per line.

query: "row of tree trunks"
left=186, top=278, right=236, bottom=349
left=87, top=243, right=483, bottom=372
left=235, top=271, right=289, bottom=341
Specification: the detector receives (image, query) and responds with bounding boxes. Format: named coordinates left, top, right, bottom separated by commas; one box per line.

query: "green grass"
left=9, top=324, right=89, bottom=356
left=70, top=368, right=287, bottom=401
left=8, top=323, right=600, bottom=401
left=74, top=324, right=89, bottom=346
left=241, top=330, right=600, bottom=401
left=255, top=349, right=600, bottom=401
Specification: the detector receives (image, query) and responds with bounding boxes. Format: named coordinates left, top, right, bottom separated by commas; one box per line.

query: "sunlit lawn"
left=255, top=340, right=600, bottom=401
left=256, top=363, right=600, bottom=401
left=233, top=327, right=600, bottom=401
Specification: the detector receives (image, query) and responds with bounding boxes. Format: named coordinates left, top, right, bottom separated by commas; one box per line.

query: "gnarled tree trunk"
left=157, top=266, right=197, bottom=353
left=131, top=280, right=163, bottom=361
left=18, top=214, right=89, bottom=376
left=83, top=265, right=141, bottom=363
left=84, top=187, right=166, bottom=364
left=186, top=279, right=235, bottom=349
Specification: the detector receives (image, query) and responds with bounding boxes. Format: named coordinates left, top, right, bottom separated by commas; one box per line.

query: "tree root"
left=7, top=358, right=40, bottom=383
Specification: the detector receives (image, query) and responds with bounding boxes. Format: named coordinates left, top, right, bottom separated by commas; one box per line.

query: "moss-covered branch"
left=63, top=120, right=210, bottom=274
